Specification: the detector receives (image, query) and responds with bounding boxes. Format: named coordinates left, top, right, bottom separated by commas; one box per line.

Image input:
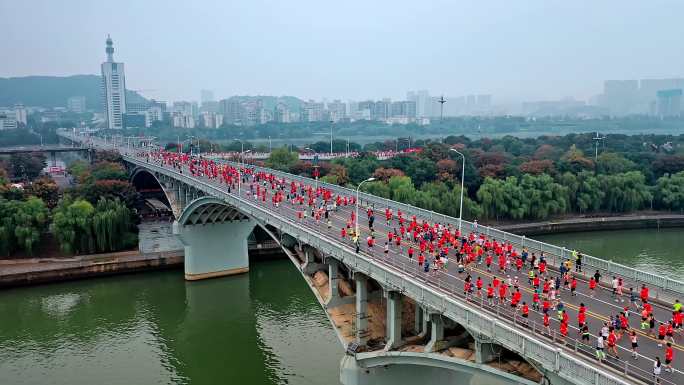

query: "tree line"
left=0, top=151, right=138, bottom=257
left=263, top=133, right=684, bottom=222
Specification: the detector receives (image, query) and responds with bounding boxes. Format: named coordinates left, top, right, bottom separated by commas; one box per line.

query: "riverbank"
left=0, top=250, right=184, bottom=288
left=494, top=213, right=684, bottom=236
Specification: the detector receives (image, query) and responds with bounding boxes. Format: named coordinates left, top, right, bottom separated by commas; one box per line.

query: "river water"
left=0, top=228, right=681, bottom=385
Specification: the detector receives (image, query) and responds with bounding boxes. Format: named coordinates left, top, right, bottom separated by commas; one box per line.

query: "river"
left=0, top=228, right=681, bottom=385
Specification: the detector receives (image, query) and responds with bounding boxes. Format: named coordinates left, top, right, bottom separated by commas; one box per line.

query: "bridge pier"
left=384, top=290, right=402, bottom=350
left=425, top=313, right=445, bottom=352
left=415, top=304, right=427, bottom=336
left=173, top=218, right=255, bottom=281
left=328, top=259, right=341, bottom=305
left=355, top=274, right=370, bottom=345
left=474, top=335, right=500, bottom=364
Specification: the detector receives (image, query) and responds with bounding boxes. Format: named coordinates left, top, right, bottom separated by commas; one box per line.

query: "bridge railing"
left=222, top=159, right=683, bottom=301
left=123, top=156, right=632, bottom=385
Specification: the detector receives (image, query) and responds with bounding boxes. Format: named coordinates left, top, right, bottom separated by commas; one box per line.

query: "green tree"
left=654, top=171, right=684, bottom=211
left=91, top=161, right=128, bottom=181
left=9, top=153, right=47, bottom=181
left=0, top=197, right=48, bottom=256
left=598, top=171, right=652, bottom=212
left=52, top=198, right=96, bottom=255
left=596, top=152, right=636, bottom=174
left=266, top=147, right=298, bottom=171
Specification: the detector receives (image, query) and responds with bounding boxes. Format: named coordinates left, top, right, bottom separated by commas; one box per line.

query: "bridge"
left=59, top=130, right=682, bottom=385
left=0, top=145, right=90, bottom=155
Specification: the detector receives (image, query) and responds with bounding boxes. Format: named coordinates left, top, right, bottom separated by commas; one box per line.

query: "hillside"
left=0, top=75, right=146, bottom=111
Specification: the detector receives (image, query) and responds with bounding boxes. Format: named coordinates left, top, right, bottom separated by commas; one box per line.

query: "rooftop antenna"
left=592, top=131, right=605, bottom=161
left=438, top=96, right=446, bottom=122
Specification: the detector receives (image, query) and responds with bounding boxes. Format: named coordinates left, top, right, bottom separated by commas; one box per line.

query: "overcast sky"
left=2, top=0, right=683, bottom=103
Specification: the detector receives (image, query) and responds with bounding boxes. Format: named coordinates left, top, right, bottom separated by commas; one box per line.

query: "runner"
left=630, top=330, right=639, bottom=360
left=665, top=342, right=674, bottom=372
left=596, top=332, right=606, bottom=362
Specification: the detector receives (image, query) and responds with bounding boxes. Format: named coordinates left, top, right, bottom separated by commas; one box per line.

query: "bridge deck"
left=62, top=133, right=682, bottom=385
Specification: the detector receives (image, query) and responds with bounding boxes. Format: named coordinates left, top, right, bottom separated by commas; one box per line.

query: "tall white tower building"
left=101, top=35, right=127, bottom=129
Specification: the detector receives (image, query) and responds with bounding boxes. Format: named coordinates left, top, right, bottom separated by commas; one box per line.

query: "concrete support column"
left=178, top=185, right=186, bottom=209
left=355, top=274, right=369, bottom=345
left=384, top=290, right=402, bottom=350
left=474, top=336, right=499, bottom=364
left=328, top=259, right=341, bottom=304
left=414, top=303, right=426, bottom=335
left=424, top=313, right=445, bottom=352
left=185, top=187, right=192, bottom=205
left=173, top=218, right=255, bottom=281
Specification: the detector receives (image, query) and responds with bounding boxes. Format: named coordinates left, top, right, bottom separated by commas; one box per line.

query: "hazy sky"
left=2, top=0, right=683, bottom=103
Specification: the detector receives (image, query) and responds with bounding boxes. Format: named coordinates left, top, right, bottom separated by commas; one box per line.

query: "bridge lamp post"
left=355, top=177, right=376, bottom=237
left=305, top=147, right=319, bottom=193
left=238, top=149, right=251, bottom=195
left=449, top=148, right=466, bottom=233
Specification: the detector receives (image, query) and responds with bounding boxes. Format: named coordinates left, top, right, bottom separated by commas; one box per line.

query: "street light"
left=238, top=148, right=251, bottom=195
left=355, top=177, right=376, bottom=237
left=449, top=148, right=466, bottom=233
left=305, top=147, right=319, bottom=193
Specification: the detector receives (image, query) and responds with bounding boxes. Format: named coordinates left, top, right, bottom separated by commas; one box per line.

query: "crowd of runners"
left=139, top=149, right=681, bottom=382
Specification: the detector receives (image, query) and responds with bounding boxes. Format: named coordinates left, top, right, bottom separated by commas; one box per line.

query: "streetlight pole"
left=330, top=120, right=334, bottom=155
left=305, top=147, right=319, bottom=193
left=450, top=148, right=466, bottom=233
left=355, top=177, right=376, bottom=237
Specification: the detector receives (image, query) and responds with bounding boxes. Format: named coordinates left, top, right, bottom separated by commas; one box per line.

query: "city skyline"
left=2, top=0, right=684, bottom=103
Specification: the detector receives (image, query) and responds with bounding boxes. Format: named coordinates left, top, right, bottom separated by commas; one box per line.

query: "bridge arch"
left=130, top=167, right=178, bottom=217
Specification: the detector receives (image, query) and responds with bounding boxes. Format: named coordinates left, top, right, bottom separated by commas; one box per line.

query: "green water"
left=0, top=261, right=341, bottom=385
left=536, top=228, right=684, bottom=280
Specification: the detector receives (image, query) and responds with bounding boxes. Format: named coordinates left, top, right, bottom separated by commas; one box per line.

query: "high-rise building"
left=373, top=99, right=391, bottom=121
left=200, top=89, right=214, bottom=104
left=274, top=103, right=290, bottom=123
left=656, top=89, right=682, bottom=117
left=327, top=100, right=346, bottom=122
left=0, top=112, right=17, bottom=130
left=14, top=104, right=27, bottom=126
left=101, top=36, right=127, bottom=129
left=300, top=100, right=324, bottom=122
left=391, top=101, right=417, bottom=118
left=67, top=96, right=87, bottom=113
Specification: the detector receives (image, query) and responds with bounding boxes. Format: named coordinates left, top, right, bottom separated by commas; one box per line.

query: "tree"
left=67, top=160, right=90, bottom=182
left=654, top=171, right=684, bottom=211
left=435, top=159, right=458, bottom=182
left=406, top=158, right=437, bottom=187
left=9, top=153, right=46, bottom=181
left=91, top=161, right=128, bottom=181
left=596, top=152, right=636, bottom=174
left=0, top=197, right=48, bottom=256
left=598, top=171, right=652, bottom=212
left=518, top=159, right=555, bottom=175
left=372, top=167, right=405, bottom=182
left=51, top=198, right=96, bottom=255
left=76, top=179, right=139, bottom=207
left=266, top=147, right=298, bottom=172
left=27, top=177, right=59, bottom=208
left=651, top=155, right=684, bottom=177
left=558, top=145, right=594, bottom=173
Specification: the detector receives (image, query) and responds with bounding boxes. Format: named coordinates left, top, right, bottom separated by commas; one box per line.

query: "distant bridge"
left=0, top=145, right=90, bottom=155
left=59, top=130, right=682, bottom=385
